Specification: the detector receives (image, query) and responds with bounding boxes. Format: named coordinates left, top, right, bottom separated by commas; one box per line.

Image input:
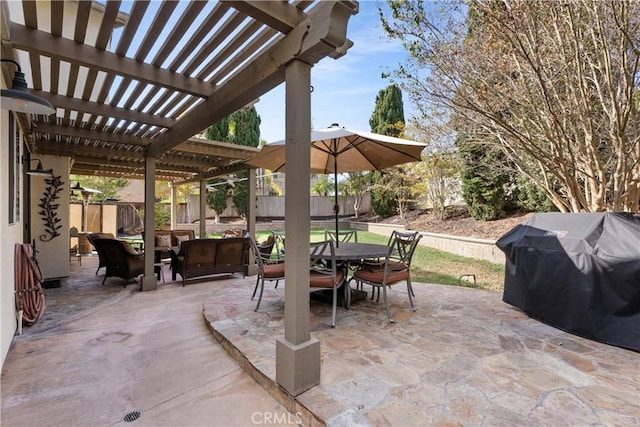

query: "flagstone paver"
left=204, top=278, right=640, bottom=426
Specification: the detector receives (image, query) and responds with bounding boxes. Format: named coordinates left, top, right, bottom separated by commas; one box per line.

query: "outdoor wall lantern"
left=26, top=159, right=54, bottom=177
left=1, top=59, right=55, bottom=115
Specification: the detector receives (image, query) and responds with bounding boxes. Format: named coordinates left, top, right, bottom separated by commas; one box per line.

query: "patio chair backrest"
left=256, top=234, right=275, bottom=259
left=96, top=238, right=137, bottom=265
left=87, top=232, right=115, bottom=248
left=384, top=231, right=422, bottom=281
left=324, top=229, right=358, bottom=243
left=249, top=235, right=270, bottom=269
left=386, top=230, right=420, bottom=246
left=309, top=240, right=339, bottom=286
left=271, top=230, right=286, bottom=259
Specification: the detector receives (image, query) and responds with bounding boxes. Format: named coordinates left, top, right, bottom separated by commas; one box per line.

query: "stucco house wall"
left=0, top=109, right=23, bottom=365
left=1, top=0, right=115, bottom=368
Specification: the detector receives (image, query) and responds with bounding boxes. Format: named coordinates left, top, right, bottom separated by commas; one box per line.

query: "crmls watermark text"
left=251, top=411, right=303, bottom=425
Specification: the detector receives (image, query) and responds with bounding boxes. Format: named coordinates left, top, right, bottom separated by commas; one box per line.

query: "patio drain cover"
left=123, top=411, right=141, bottom=423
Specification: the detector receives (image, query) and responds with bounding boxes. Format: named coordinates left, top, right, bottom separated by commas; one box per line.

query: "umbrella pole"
left=334, top=154, right=339, bottom=248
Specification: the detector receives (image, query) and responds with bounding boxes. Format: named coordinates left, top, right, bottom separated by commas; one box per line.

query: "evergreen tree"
left=368, top=84, right=406, bottom=217
left=456, top=132, right=509, bottom=220
left=206, top=179, right=231, bottom=224
left=228, top=108, right=261, bottom=147
left=205, top=107, right=261, bottom=218
left=369, top=172, right=397, bottom=217
left=204, top=117, right=230, bottom=141
left=369, top=85, right=404, bottom=137
left=229, top=108, right=260, bottom=217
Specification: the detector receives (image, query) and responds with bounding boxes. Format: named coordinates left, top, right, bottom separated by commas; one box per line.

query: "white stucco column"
left=140, top=156, right=158, bottom=291
left=199, top=180, right=207, bottom=238
left=29, top=155, right=70, bottom=281
left=276, top=59, right=320, bottom=396
left=170, top=182, right=177, bottom=230
left=246, top=168, right=257, bottom=275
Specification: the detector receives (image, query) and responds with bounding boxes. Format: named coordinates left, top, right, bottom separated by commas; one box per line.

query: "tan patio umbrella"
left=247, top=124, right=427, bottom=244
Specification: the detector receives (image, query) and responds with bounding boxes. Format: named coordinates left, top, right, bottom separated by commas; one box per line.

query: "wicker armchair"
left=95, top=239, right=144, bottom=287
left=87, top=232, right=115, bottom=275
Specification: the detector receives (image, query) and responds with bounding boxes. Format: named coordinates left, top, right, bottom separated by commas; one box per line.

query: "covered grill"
left=496, top=212, right=640, bottom=351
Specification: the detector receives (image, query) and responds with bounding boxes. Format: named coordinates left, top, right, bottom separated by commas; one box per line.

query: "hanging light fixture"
left=71, top=181, right=84, bottom=191
left=1, top=59, right=55, bottom=115
left=70, top=181, right=83, bottom=197
left=26, top=159, right=53, bottom=177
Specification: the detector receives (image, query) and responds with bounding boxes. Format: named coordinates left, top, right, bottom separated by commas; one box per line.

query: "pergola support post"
left=170, top=182, right=177, bottom=230
left=275, top=59, right=320, bottom=396
left=141, top=156, right=158, bottom=291
left=246, top=168, right=257, bottom=276
left=199, top=180, right=207, bottom=238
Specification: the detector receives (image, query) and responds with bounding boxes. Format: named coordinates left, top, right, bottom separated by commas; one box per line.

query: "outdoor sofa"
left=169, top=237, right=248, bottom=286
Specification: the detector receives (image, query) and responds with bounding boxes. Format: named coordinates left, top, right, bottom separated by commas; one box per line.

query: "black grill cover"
left=496, top=212, right=640, bottom=351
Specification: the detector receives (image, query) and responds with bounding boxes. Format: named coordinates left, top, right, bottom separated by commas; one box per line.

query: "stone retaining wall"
left=350, top=221, right=504, bottom=264
left=176, top=220, right=505, bottom=264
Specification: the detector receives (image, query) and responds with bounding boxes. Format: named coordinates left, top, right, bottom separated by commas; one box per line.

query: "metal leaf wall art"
left=38, top=174, right=64, bottom=242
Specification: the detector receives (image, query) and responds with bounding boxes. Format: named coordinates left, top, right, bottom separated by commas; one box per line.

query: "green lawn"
left=253, top=229, right=505, bottom=292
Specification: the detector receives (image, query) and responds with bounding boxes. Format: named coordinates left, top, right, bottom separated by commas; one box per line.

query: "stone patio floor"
left=2, top=255, right=639, bottom=426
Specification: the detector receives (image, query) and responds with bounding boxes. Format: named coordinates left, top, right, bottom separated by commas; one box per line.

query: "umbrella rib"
left=313, top=140, right=336, bottom=155
left=335, top=136, right=359, bottom=156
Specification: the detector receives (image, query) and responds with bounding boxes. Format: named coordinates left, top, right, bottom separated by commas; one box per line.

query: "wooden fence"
left=115, top=194, right=372, bottom=231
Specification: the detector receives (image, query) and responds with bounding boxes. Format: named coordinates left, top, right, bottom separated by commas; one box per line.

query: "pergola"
left=1, top=0, right=358, bottom=396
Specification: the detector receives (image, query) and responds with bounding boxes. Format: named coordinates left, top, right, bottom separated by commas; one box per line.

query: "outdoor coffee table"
left=311, top=242, right=390, bottom=307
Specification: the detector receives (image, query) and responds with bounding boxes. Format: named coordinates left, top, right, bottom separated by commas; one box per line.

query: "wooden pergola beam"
left=30, top=92, right=176, bottom=128
left=224, top=0, right=304, bottom=33
left=147, top=1, right=356, bottom=157
left=9, top=22, right=214, bottom=97
left=34, top=122, right=150, bottom=147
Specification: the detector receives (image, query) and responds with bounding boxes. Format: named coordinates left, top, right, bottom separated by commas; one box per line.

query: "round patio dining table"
left=311, top=242, right=391, bottom=307
left=315, top=242, right=390, bottom=261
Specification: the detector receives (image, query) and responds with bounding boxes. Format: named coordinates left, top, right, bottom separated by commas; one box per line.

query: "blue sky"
left=255, top=1, right=412, bottom=143
left=111, top=1, right=411, bottom=143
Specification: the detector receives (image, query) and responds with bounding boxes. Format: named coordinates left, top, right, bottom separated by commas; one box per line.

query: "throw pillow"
left=156, top=234, right=171, bottom=248
left=176, top=234, right=191, bottom=244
